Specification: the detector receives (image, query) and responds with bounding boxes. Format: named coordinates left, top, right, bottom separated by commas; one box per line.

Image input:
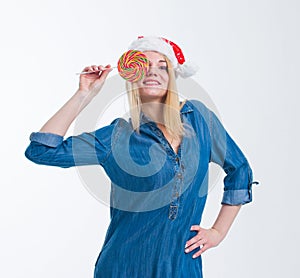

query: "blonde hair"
left=126, top=56, right=184, bottom=140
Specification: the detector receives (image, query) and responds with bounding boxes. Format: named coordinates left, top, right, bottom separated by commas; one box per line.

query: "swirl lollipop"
left=117, top=50, right=149, bottom=83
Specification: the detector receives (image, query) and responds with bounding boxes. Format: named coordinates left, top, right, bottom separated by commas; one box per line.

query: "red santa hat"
left=128, top=36, right=198, bottom=78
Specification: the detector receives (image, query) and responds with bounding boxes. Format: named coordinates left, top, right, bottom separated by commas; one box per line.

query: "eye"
left=159, top=65, right=168, bottom=71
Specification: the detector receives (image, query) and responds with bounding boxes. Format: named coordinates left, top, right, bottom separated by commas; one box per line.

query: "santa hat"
left=128, top=36, right=199, bottom=78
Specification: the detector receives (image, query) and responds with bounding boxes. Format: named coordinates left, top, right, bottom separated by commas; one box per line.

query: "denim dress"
left=25, top=99, right=254, bottom=278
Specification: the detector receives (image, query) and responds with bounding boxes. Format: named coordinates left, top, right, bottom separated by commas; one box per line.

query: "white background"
left=1, top=0, right=299, bottom=277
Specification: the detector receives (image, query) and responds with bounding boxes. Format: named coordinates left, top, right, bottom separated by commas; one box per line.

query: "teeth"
left=144, top=81, right=159, bottom=85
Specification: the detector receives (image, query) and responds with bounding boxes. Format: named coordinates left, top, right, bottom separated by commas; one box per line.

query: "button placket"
left=147, top=119, right=185, bottom=220
left=168, top=160, right=184, bottom=220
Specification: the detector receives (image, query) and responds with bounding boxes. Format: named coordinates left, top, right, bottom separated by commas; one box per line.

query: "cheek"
left=162, top=75, right=169, bottom=86
left=135, top=79, right=144, bottom=89
left=163, top=70, right=169, bottom=80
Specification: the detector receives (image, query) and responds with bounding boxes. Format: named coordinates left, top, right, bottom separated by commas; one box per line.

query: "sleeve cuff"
left=30, top=132, right=63, bottom=147
left=221, top=189, right=252, bottom=205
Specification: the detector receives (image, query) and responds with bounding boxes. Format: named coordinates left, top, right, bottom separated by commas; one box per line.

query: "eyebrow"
left=149, top=60, right=167, bottom=66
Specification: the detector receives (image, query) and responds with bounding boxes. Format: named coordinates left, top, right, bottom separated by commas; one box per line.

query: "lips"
left=143, top=79, right=161, bottom=85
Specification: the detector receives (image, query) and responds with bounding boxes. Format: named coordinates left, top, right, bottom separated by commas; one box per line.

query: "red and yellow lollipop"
left=117, top=50, right=149, bottom=83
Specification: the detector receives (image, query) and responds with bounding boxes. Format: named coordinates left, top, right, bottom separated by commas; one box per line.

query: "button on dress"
left=25, top=100, right=254, bottom=278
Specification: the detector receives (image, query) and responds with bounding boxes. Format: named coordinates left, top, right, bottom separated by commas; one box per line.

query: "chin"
left=140, top=87, right=167, bottom=96
left=140, top=90, right=167, bottom=102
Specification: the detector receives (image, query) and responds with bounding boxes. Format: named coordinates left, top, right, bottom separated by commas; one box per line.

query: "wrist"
left=75, top=88, right=97, bottom=102
left=210, top=226, right=227, bottom=240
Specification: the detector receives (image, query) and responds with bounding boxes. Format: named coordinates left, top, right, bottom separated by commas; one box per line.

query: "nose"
left=146, top=65, right=157, bottom=77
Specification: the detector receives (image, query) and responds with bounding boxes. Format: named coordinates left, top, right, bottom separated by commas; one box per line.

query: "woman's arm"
left=184, top=100, right=255, bottom=259
left=25, top=64, right=116, bottom=168
left=40, top=64, right=112, bottom=136
left=185, top=204, right=241, bottom=258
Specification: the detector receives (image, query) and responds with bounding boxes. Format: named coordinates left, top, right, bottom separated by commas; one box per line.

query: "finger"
left=190, top=225, right=201, bottom=232
left=91, top=65, right=112, bottom=76
left=185, top=225, right=201, bottom=247
left=80, top=68, right=90, bottom=74
left=81, top=64, right=113, bottom=75
left=105, top=64, right=113, bottom=71
left=185, top=234, right=200, bottom=249
left=91, top=65, right=100, bottom=72
left=192, top=245, right=209, bottom=259
left=185, top=227, right=205, bottom=248
left=85, top=65, right=95, bottom=73
left=81, top=65, right=99, bottom=75
left=185, top=238, right=206, bottom=253
left=98, top=64, right=113, bottom=72
left=82, top=66, right=91, bottom=72
left=98, top=65, right=108, bottom=71
left=98, top=65, right=112, bottom=79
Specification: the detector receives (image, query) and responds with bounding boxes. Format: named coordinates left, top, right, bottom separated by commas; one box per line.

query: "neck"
left=141, top=101, right=165, bottom=124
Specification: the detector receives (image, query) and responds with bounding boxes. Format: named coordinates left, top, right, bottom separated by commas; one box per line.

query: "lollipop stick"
left=76, top=67, right=117, bottom=75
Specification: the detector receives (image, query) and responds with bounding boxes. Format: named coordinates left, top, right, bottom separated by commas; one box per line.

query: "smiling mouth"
left=143, top=80, right=161, bottom=85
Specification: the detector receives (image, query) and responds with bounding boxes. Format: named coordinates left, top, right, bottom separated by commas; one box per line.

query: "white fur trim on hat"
left=128, top=36, right=198, bottom=78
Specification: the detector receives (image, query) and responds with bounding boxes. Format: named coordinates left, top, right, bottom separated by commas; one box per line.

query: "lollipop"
left=117, top=50, right=149, bottom=82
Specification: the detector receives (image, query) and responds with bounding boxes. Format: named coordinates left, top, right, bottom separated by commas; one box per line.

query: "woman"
left=25, top=36, right=255, bottom=277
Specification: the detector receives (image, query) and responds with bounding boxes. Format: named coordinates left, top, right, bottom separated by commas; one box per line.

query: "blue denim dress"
left=25, top=100, right=254, bottom=278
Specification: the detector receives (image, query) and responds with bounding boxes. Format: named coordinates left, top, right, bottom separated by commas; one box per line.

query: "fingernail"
left=185, top=244, right=188, bottom=248
left=192, top=254, right=196, bottom=259
left=185, top=248, right=189, bottom=253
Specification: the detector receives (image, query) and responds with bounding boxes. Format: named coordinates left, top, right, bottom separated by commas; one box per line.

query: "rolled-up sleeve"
left=209, top=110, right=254, bottom=205
left=29, top=132, right=64, bottom=147
left=25, top=118, right=121, bottom=168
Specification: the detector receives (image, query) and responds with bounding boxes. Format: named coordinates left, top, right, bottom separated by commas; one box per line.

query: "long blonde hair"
left=126, top=56, right=184, bottom=140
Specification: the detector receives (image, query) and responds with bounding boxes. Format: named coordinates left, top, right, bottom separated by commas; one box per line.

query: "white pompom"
left=176, top=61, right=199, bottom=78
